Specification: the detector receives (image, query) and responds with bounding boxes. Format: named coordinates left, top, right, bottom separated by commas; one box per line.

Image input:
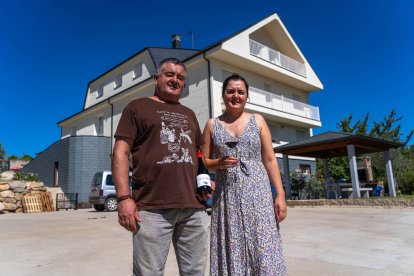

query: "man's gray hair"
left=156, top=58, right=187, bottom=74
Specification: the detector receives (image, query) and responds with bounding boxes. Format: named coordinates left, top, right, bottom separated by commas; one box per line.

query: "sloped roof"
left=147, top=47, right=199, bottom=68
left=275, top=131, right=404, bottom=159
left=88, top=47, right=198, bottom=85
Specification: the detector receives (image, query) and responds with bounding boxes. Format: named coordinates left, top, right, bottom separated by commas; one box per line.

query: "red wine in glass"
left=226, top=140, right=239, bottom=149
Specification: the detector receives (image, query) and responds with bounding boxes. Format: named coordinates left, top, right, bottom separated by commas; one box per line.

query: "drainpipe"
left=203, top=53, right=213, bottom=118
left=107, top=100, right=114, bottom=155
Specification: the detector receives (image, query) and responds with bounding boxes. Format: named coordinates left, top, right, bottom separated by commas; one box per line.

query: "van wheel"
left=94, top=205, right=105, bottom=212
left=105, top=197, right=118, bottom=212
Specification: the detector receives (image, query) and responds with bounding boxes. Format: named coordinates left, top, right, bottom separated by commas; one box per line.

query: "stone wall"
left=287, top=199, right=414, bottom=208
left=0, top=181, right=51, bottom=214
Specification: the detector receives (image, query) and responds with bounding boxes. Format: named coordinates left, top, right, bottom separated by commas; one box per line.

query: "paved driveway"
left=1, top=206, right=413, bottom=275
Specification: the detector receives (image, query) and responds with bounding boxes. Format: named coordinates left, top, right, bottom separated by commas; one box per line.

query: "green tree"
left=0, top=142, right=6, bottom=159
left=369, top=109, right=413, bottom=144
left=331, top=109, right=414, bottom=194
left=339, top=109, right=413, bottom=143
left=316, top=157, right=350, bottom=183
left=20, top=154, right=33, bottom=161
left=8, top=155, right=18, bottom=160
left=338, top=113, right=370, bottom=135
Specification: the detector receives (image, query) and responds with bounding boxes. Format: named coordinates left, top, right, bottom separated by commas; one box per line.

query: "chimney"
left=171, top=34, right=181, bottom=49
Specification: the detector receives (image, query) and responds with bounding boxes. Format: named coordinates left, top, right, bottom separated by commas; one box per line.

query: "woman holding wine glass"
left=202, top=73, right=287, bottom=275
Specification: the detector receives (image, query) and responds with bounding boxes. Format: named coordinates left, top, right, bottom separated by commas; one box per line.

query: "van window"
left=105, top=175, right=132, bottom=186
left=106, top=175, right=114, bottom=186
left=93, top=173, right=103, bottom=187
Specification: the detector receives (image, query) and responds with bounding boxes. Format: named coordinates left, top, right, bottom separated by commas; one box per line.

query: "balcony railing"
left=249, top=39, right=306, bottom=77
left=248, top=87, right=320, bottom=121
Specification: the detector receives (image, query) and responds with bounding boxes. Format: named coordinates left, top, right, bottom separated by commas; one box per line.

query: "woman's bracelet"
left=117, top=194, right=132, bottom=203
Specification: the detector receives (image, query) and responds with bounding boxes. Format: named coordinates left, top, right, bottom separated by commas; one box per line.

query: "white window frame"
left=133, top=63, right=143, bottom=79
left=299, top=164, right=311, bottom=174
left=114, top=74, right=122, bottom=89
left=97, top=84, right=103, bottom=98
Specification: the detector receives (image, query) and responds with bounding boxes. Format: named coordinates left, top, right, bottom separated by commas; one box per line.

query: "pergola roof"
left=275, top=131, right=404, bottom=159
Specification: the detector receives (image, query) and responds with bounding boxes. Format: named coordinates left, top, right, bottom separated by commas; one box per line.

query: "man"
left=112, top=57, right=211, bottom=275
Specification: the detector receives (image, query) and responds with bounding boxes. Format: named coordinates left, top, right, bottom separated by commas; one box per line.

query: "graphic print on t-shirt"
left=157, top=110, right=194, bottom=165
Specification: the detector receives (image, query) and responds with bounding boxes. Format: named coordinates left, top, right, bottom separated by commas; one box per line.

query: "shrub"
left=397, top=171, right=414, bottom=195
left=12, top=172, right=40, bottom=182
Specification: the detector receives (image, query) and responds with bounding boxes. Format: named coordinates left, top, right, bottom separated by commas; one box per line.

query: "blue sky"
left=1, top=0, right=413, bottom=157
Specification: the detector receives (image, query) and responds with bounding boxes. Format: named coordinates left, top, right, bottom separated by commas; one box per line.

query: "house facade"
left=23, top=13, right=323, bottom=204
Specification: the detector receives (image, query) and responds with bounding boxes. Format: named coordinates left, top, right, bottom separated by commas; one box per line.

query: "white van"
left=88, top=171, right=132, bottom=211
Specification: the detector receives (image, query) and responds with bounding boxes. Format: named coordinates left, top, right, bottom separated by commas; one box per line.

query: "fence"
left=56, top=193, right=78, bottom=211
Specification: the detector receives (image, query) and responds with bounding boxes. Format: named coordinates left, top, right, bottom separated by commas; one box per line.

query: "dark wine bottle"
left=196, top=149, right=212, bottom=194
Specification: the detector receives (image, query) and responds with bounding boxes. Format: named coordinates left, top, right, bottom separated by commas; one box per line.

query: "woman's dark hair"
left=222, top=73, right=249, bottom=97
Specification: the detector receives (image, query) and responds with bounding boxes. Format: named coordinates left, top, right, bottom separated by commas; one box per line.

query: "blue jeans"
left=133, top=208, right=210, bottom=276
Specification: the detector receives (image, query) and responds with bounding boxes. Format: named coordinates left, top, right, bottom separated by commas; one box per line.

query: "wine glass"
left=225, top=124, right=239, bottom=160
left=225, top=137, right=239, bottom=181
left=225, top=140, right=239, bottom=151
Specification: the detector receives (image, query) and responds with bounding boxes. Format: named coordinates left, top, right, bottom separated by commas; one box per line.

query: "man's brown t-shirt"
left=115, top=97, right=205, bottom=210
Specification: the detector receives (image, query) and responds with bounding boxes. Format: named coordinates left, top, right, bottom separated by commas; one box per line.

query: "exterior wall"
left=85, top=51, right=153, bottom=109
left=179, top=59, right=210, bottom=130
left=220, top=14, right=322, bottom=90
left=207, top=59, right=311, bottom=144
left=277, top=157, right=316, bottom=176
left=22, top=136, right=111, bottom=204
left=110, top=83, right=154, bottom=150
left=250, top=29, right=278, bottom=51
left=63, top=59, right=211, bottom=152
left=268, top=124, right=310, bottom=144
left=207, top=60, right=227, bottom=117
left=62, top=83, right=154, bottom=147
left=22, top=138, right=70, bottom=191
left=67, top=136, right=111, bottom=202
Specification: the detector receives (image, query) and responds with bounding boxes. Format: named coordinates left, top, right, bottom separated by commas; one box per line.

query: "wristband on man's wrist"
left=117, top=194, right=132, bottom=203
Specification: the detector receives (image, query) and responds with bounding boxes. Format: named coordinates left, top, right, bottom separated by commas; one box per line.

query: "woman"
left=202, top=74, right=287, bottom=275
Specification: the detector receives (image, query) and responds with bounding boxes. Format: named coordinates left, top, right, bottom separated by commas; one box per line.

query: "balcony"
left=248, top=87, right=320, bottom=121
left=249, top=39, right=306, bottom=77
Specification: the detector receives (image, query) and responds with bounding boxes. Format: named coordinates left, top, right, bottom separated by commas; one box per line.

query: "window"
left=97, top=84, right=103, bottom=98
left=268, top=124, right=280, bottom=143
left=299, top=164, right=311, bottom=174
left=106, top=175, right=114, bottom=186
left=114, top=74, right=122, bottom=89
left=92, top=173, right=103, bottom=187
left=97, top=116, right=103, bottom=136
left=296, top=129, right=305, bottom=141
left=133, top=63, right=142, bottom=79
left=53, top=162, right=59, bottom=187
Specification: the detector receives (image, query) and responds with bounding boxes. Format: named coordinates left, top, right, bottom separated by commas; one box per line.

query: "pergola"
left=275, top=131, right=404, bottom=199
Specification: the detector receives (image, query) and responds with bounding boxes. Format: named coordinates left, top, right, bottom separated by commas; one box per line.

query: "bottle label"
left=196, top=174, right=211, bottom=188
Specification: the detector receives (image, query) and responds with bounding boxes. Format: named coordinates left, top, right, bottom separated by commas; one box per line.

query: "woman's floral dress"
left=210, top=114, right=287, bottom=276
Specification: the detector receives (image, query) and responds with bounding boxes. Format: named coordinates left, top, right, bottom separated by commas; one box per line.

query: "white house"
left=23, top=13, right=323, bottom=204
